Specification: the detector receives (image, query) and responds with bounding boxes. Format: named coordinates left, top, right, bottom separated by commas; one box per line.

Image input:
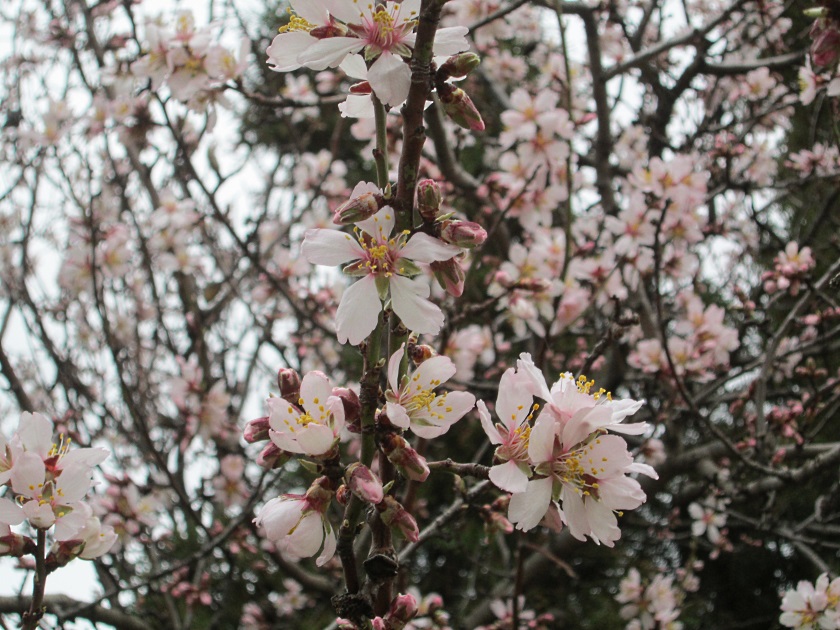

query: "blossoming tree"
left=1, top=0, right=839, bottom=628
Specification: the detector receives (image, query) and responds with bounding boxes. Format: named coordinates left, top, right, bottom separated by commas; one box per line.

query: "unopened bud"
left=438, top=52, right=481, bottom=80
left=333, top=387, right=361, bottom=432
left=440, top=86, right=485, bottom=131
left=440, top=220, right=487, bottom=248
left=377, top=495, right=419, bottom=542
left=416, top=179, right=442, bottom=222
left=243, top=416, right=270, bottom=443
left=0, top=532, right=35, bottom=557
left=257, top=441, right=290, bottom=469
left=385, top=592, right=419, bottom=629
left=381, top=434, right=430, bottom=482
left=811, top=25, right=840, bottom=67
left=346, top=463, right=385, bottom=504
left=277, top=367, right=301, bottom=404
left=408, top=344, right=437, bottom=365
left=305, top=476, right=335, bottom=512
left=46, top=539, right=85, bottom=571
left=431, top=258, right=465, bottom=298
left=333, top=191, right=385, bottom=225
left=336, top=484, right=351, bottom=505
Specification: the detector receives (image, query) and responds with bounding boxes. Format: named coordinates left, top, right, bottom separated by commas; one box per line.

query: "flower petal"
left=389, top=276, right=444, bottom=336
left=301, top=228, right=364, bottom=266
left=335, top=275, right=381, bottom=345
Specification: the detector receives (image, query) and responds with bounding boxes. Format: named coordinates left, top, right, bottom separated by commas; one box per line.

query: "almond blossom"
left=780, top=574, right=840, bottom=629
left=267, top=371, right=345, bottom=457
left=384, top=344, right=475, bottom=439
left=504, top=355, right=656, bottom=545
left=266, top=0, right=468, bottom=106
left=301, top=206, right=461, bottom=345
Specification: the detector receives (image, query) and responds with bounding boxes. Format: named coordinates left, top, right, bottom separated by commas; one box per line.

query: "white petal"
left=0, top=497, right=24, bottom=525
left=301, top=229, right=364, bottom=266
left=295, top=424, right=336, bottom=456
left=266, top=32, right=314, bottom=72
left=339, top=94, right=375, bottom=119
left=339, top=54, right=368, bottom=80
left=316, top=520, right=337, bottom=566
left=527, top=413, right=555, bottom=464
left=401, top=233, right=460, bottom=263
left=298, top=37, right=363, bottom=70
left=357, top=207, right=395, bottom=240
left=387, top=345, right=405, bottom=392
left=18, top=412, right=54, bottom=458
left=432, top=27, right=469, bottom=56
left=385, top=401, right=411, bottom=429
left=335, top=275, right=381, bottom=345
left=367, top=52, right=411, bottom=107
left=412, top=355, right=456, bottom=389
left=489, top=460, right=529, bottom=493
left=477, top=400, right=502, bottom=444
left=509, top=477, right=553, bottom=531
left=389, top=276, right=444, bottom=336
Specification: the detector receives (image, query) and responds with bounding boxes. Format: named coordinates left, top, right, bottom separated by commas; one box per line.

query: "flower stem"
left=21, top=529, right=47, bottom=630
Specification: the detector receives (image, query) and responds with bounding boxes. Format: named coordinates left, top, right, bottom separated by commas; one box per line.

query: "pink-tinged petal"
left=489, top=460, right=530, bottom=493
left=0, top=497, right=25, bottom=525
left=562, top=405, right=612, bottom=449
left=584, top=497, right=620, bottom=547
left=282, top=511, right=324, bottom=559
left=605, top=398, right=645, bottom=423
left=367, top=52, right=411, bottom=107
left=18, top=412, right=53, bottom=458
left=300, top=372, right=333, bottom=414
left=289, top=0, right=333, bottom=25
left=322, top=0, right=360, bottom=24
left=412, top=355, right=456, bottom=389
left=559, top=485, right=588, bottom=542
left=627, top=462, right=658, bottom=479
left=295, top=424, right=335, bottom=456
left=269, top=429, right=303, bottom=454
left=339, top=94, right=375, bottom=119
left=357, top=207, right=395, bottom=240
left=301, top=228, right=364, bottom=266
left=54, top=508, right=88, bottom=541
left=316, top=520, right=336, bottom=566
left=267, top=397, right=302, bottom=433
left=477, top=401, right=502, bottom=444
left=387, top=345, right=405, bottom=392
left=385, top=401, right=411, bottom=429
left=256, top=497, right=302, bottom=540
left=298, top=37, right=363, bottom=70
left=401, top=233, right=461, bottom=264
left=509, top=477, right=553, bottom=531
left=495, top=369, right=535, bottom=432
left=23, top=501, right=55, bottom=529
left=59, top=447, right=109, bottom=469
left=335, top=275, right=381, bottom=345
left=527, top=413, right=555, bottom=464
left=515, top=354, right=553, bottom=401
left=266, top=32, right=315, bottom=72
left=339, top=54, right=367, bottom=80
left=432, top=26, right=469, bottom=56
left=55, top=464, right=94, bottom=505
left=389, top=276, right=444, bottom=336
left=596, top=475, right=646, bottom=511
left=10, top=452, right=45, bottom=498
left=606, top=421, right=648, bottom=435
left=586, top=435, right=634, bottom=478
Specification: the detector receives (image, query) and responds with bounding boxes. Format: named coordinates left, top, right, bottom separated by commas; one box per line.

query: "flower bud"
left=333, top=191, right=385, bottom=225
left=304, top=476, right=335, bottom=512
left=336, top=484, right=351, bottom=505
left=345, top=463, right=385, bottom=504
left=277, top=367, right=301, bottom=404
left=381, top=434, right=430, bottom=482
left=333, top=387, right=361, bottom=432
left=46, top=539, right=85, bottom=571
left=408, top=344, right=437, bottom=365
left=377, top=495, right=419, bottom=543
left=430, top=258, right=465, bottom=298
left=385, top=592, right=419, bottom=629
left=811, top=25, right=840, bottom=67
left=243, top=415, right=270, bottom=443
left=0, top=532, right=35, bottom=557
left=439, top=220, right=487, bottom=248
left=257, top=441, right=290, bottom=469
left=416, top=179, right=442, bottom=222
left=438, top=52, right=481, bottom=80
left=440, top=86, right=485, bottom=131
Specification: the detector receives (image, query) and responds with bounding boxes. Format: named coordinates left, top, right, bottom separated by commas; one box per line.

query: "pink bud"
left=256, top=441, right=290, bottom=469
left=381, top=434, right=430, bottom=482
left=333, top=387, right=361, bottom=433
left=439, top=85, right=485, bottom=132
left=333, top=191, right=385, bottom=225
left=304, top=476, right=335, bottom=512
left=0, top=532, right=35, bottom=557
left=377, top=496, right=419, bottom=543
left=811, top=22, right=840, bottom=67
left=386, top=592, right=419, bottom=627
left=430, top=258, right=465, bottom=297
left=440, top=220, right=487, bottom=249
left=243, top=416, right=270, bottom=443
left=345, top=463, right=384, bottom=504
left=416, top=179, right=442, bottom=222
left=46, top=539, right=85, bottom=571
left=277, top=368, right=301, bottom=404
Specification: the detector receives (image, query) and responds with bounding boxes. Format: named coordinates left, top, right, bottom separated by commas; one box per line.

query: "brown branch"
left=0, top=595, right=153, bottom=630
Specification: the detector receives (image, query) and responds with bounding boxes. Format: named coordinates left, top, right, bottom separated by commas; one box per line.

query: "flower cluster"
left=0, top=412, right=115, bottom=564
left=479, top=355, right=656, bottom=546
left=780, top=574, right=840, bottom=629
left=762, top=242, right=816, bottom=296
left=616, top=567, right=698, bottom=630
